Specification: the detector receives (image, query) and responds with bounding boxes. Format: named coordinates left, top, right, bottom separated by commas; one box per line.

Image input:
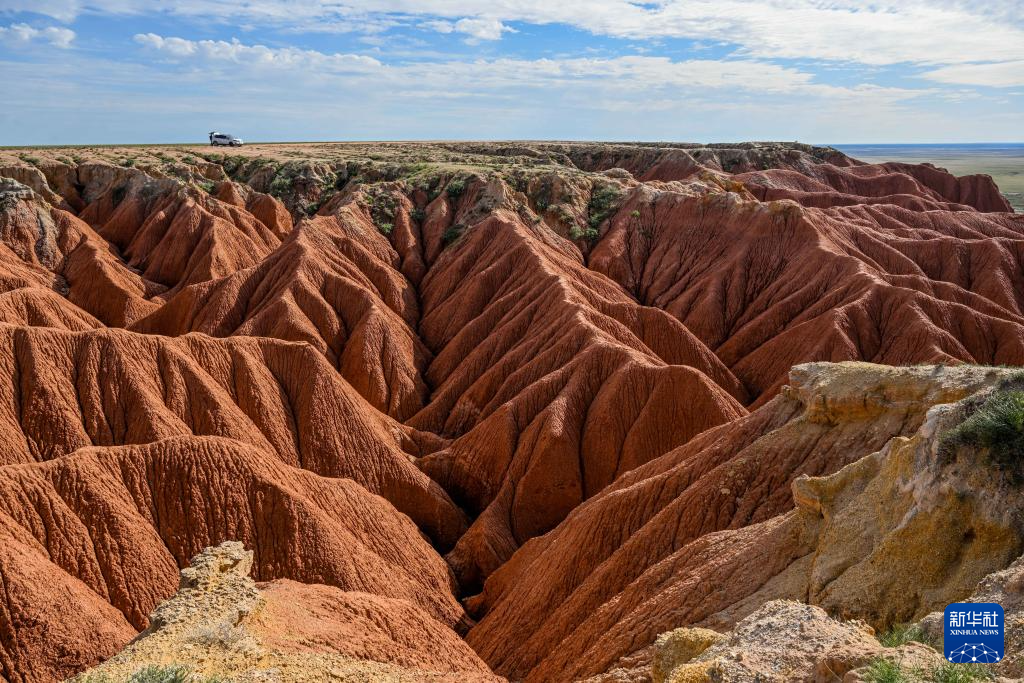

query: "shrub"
left=268, top=175, right=292, bottom=198
left=570, top=225, right=599, bottom=242
left=410, top=207, right=426, bottom=222
left=128, top=664, right=190, bottom=683
left=376, top=221, right=394, bottom=235
left=587, top=184, right=622, bottom=229
left=442, top=223, right=466, bottom=246
left=445, top=178, right=466, bottom=198
left=940, top=389, right=1024, bottom=478
left=196, top=181, right=216, bottom=195
left=121, top=158, right=135, bottom=168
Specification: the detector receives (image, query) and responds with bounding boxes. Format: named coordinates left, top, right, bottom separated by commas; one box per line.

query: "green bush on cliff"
left=445, top=178, right=466, bottom=198
left=940, top=389, right=1024, bottom=477
left=442, top=222, right=466, bottom=246
left=587, top=184, right=622, bottom=229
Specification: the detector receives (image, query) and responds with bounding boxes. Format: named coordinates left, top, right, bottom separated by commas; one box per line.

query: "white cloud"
left=131, top=32, right=934, bottom=110
left=9, top=1, right=1024, bottom=68
left=134, top=33, right=381, bottom=70
left=452, top=17, right=513, bottom=41
left=0, top=22, right=74, bottom=47
left=422, top=17, right=513, bottom=42
left=923, top=61, right=1024, bottom=88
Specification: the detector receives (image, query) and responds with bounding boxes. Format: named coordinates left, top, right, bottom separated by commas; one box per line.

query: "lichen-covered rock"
left=652, top=628, right=726, bottom=682
left=659, top=601, right=943, bottom=683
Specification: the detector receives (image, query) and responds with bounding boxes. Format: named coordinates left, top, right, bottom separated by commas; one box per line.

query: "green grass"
left=930, top=663, right=995, bottom=682
left=861, top=657, right=995, bottom=683
left=878, top=624, right=933, bottom=648
left=940, top=389, right=1024, bottom=478
left=120, top=664, right=233, bottom=683
left=128, top=664, right=190, bottom=683
left=864, top=658, right=914, bottom=683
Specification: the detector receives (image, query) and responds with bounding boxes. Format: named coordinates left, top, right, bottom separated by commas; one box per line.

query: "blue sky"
left=1, top=1, right=1023, bottom=145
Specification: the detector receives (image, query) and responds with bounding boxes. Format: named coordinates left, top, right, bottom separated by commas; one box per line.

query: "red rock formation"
left=590, top=186, right=1024, bottom=404
left=0, top=324, right=464, bottom=547
left=133, top=196, right=430, bottom=422
left=0, top=436, right=466, bottom=682
left=0, top=142, right=1020, bottom=683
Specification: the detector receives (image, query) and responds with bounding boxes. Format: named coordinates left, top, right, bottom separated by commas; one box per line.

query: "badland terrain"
left=0, top=141, right=1022, bottom=682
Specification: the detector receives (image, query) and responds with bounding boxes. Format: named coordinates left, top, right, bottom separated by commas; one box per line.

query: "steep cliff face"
left=0, top=142, right=1020, bottom=683
left=468, top=363, right=1024, bottom=682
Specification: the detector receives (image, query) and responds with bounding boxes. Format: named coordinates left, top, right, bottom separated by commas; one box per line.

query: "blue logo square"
left=944, top=602, right=1004, bottom=663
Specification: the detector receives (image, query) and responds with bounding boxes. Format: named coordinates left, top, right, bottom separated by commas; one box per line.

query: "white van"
left=209, top=132, right=244, bottom=147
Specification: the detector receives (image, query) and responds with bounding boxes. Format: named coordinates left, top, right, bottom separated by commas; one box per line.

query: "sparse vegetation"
left=128, top=664, right=190, bottom=683
left=863, top=658, right=913, bottom=683
left=940, top=388, right=1024, bottom=478
left=587, top=183, right=622, bottom=229
left=445, top=178, right=466, bottom=198
left=196, top=181, right=216, bottom=195
left=268, top=175, right=292, bottom=198
left=121, top=158, right=136, bottom=168
left=376, top=221, right=394, bottom=235
left=569, top=225, right=599, bottom=242
left=442, top=222, right=466, bottom=245
left=930, top=663, right=995, bottom=682
left=18, top=154, right=41, bottom=166
left=878, top=623, right=933, bottom=648
left=861, top=658, right=995, bottom=683
left=410, top=207, right=426, bottom=222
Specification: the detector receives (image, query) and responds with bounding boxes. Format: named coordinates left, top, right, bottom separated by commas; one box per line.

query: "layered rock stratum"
left=0, top=141, right=1021, bottom=682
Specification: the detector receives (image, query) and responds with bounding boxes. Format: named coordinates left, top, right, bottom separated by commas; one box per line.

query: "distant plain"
left=836, top=143, right=1024, bottom=212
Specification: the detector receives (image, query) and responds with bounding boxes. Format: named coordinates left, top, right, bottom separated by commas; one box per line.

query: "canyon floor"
left=0, top=141, right=1022, bottom=683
